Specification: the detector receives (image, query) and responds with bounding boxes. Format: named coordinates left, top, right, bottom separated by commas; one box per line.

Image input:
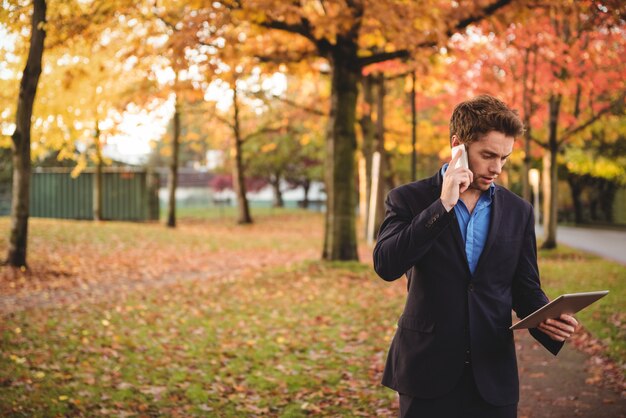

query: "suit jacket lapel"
left=474, top=186, right=503, bottom=276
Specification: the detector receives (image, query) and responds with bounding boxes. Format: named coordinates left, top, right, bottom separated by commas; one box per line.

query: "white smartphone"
left=451, top=144, right=469, bottom=170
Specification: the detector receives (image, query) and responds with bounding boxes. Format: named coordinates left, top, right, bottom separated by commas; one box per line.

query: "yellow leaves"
left=9, top=354, right=27, bottom=364
left=299, top=135, right=311, bottom=146
left=361, top=31, right=386, bottom=49
left=14, top=327, right=22, bottom=334
left=34, top=371, right=46, bottom=379
left=101, top=319, right=110, bottom=327
left=565, top=148, right=626, bottom=183
left=70, top=155, right=87, bottom=178
left=397, top=143, right=413, bottom=155
left=58, top=395, right=69, bottom=401
left=260, top=142, right=277, bottom=153
left=185, top=131, right=200, bottom=141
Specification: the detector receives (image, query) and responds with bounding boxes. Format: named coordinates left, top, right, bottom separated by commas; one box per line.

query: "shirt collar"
left=441, top=163, right=496, bottom=198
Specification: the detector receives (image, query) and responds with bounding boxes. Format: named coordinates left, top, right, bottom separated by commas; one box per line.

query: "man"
left=373, top=95, right=578, bottom=418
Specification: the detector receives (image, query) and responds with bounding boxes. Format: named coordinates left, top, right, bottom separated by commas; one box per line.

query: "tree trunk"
left=374, top=74, right=388, bottom=236
left=6, top=0, right=46, bottom=268
left=166, top=97, right=180, bottom=228
left=521, top=134, right=532, bottom=203
left=232, top=84, right=252, bottom=224
left=322, top=42, right=359, bottom=261
left=301, top=179, right=310, bottom=209
left=567, top=174, right=584, bottom=224
left=541, top=94, right=561, bottom=249
left=93, top=121, right=103, bottom=221
left=358, top=74, right=375, bottom=236
left=522, top=126, right=532, bottom=203
left=271, top=175, right=284, bottom=208
left=599, top=179, right=616, bottom=223
left=521, top=48, right=531, bottom=203
left=589, top=179, right=600, bottom=221
left=411, top=70, right=417, bottom=181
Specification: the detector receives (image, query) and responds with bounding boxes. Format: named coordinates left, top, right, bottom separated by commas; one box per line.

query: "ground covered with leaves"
left=0, top=211, right=624, bottom=416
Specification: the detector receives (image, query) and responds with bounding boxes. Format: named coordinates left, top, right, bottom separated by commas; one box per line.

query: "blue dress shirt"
left=441, top=164, right=495, bottom=274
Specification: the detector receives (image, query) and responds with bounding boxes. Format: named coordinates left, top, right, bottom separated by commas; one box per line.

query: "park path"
left=517, top=330, right=625, bottom=417
left=0, top=247, right=318, bottom=315
left=536, top=225, right=626, bottom=266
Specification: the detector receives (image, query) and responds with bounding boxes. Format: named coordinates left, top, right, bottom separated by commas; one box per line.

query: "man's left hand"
left=537, top=314, right=579, bottom=342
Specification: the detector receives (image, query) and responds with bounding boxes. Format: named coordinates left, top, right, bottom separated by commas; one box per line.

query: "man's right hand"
left=441, top=150, right=473, bottom=212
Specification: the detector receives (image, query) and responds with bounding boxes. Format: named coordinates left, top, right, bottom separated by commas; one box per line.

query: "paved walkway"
left=535, top=226, right=626, bottom=266
left=517, top=331, right=625, bottom=417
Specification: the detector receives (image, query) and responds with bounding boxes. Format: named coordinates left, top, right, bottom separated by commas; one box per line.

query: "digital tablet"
left=510, top=290, right=609, bottom=330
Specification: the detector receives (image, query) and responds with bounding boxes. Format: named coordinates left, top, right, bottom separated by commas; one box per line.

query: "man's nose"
left=490, top=160, right=502, bottom=175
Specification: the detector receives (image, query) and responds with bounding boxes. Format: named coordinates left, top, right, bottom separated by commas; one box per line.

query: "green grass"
left=161, top=205, right=319, bottom=221
left=537, top=245, right=626, bottom=363
left=0, top=214, right=624, bottom=416
left=0, top=261, right=402, bottom=416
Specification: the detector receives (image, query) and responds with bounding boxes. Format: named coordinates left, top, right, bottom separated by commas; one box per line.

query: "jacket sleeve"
left=512, top=209, right=564, bottom=355
left=373, top=187, right=455, bottom=281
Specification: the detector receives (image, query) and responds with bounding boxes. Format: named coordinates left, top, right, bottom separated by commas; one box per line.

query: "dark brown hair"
left=449, top=95, right=524, bottom=145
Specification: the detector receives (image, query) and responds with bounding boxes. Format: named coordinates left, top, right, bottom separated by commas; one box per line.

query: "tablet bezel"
left=509, top=290, right=609, bottom=330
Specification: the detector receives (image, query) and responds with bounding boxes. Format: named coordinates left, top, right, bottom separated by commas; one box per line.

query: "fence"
left=0, top=168, right=159, bottom=221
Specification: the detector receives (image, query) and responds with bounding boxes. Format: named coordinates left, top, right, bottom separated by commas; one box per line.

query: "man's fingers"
left=546, top=318, right=575, bottom=334
left=458, top=172, right=471, bottom=193
left=542, top=322, right=572, bottom=337
left=538, top=323, right=566, bottom=341
left=560, top=314, right=579, bottom=327
left=546, top=319, right=576, bottom=333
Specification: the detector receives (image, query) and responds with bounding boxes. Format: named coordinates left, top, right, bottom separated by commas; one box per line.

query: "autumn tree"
left=2, top=0, right=140, bottom=265
left=446, top=1, right=625, bottom=248
left=227, top=0, right=517, bottom=260
left=564, top=116, right=626, bottom=224
left=4, top=0, right=46, bottom=267
left=33, top=25, right=147, bottom=220
left=245, top=113, right=324, bottom=208
left=535, top=2, right=625, bottom=248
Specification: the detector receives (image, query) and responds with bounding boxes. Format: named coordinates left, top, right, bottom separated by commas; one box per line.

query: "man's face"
left=453, top=131, right=514, bottom=192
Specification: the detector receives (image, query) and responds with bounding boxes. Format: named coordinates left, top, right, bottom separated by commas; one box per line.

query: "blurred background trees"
left=1, top=0, right=625, bottom=266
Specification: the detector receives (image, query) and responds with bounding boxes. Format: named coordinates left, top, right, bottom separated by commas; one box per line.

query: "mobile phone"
left=451, top=144, right=469, bottom=170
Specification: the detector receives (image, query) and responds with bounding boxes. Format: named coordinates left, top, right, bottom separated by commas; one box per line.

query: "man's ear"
left=451, top=135, right=461, bottom=147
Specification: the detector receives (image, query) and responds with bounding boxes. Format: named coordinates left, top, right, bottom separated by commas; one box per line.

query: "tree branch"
left=360, top=0, right=513, bottom=68
left=358, top=50, right=410, bottom=68
left=415, top=0, right=514, bottom=49
left=559, top=92, right=626, bottom=144
left=242, top=124, right=287, bottom=142
left=452, top=0, right=514, bottom=34
left=531, top=136, right=548, bottom=149
left=257, top=18, right=321, bottom=49
left=268, top=94, right=327, bottom=116
left=255, top=50, right=318, bottom=64
left=209, top=111, right=234, bottom=130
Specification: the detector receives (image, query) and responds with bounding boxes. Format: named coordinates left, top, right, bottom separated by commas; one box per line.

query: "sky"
left=104, top=71, right=288, bottom=165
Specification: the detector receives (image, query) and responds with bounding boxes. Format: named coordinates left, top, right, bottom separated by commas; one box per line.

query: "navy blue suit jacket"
left=373, top=170, right=563, bottom=406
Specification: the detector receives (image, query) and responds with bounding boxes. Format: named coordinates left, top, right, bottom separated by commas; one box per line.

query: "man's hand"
left=537, top=314, right=579, bottom=342
left=441, top=150, right=473, bottom=212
